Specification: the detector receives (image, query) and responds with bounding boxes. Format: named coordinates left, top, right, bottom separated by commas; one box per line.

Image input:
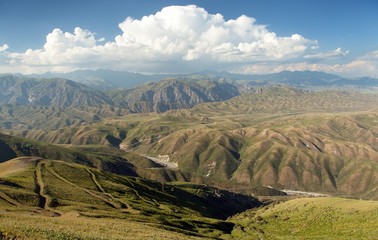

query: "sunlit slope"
left=118, top=113, right=378, bottom=199
left=0, top=157, right=259, bottom=239
left=192, top=86, right=378, bottom=115
left=110, top=78, right=240, bottom=113
left=228, top=197, right=378, bottom=240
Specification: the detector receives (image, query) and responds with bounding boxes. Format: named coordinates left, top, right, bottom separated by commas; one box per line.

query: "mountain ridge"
left=23, top=69, right=378, bottom=90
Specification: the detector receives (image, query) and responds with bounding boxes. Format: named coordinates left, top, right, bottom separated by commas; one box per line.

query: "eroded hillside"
left=7, top=86, right=378, bottom=200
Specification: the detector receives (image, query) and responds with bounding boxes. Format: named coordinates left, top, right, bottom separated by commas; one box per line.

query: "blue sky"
left=0, top=0, right=377, bottom=77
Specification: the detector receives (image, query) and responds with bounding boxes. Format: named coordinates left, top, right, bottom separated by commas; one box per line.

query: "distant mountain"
left=0, top=75, right=113, bottom=108
left=0, top=75, right=241, bottom=130
left=28, top=69, right=173, bottom=90
left=2, top=71, right=378, bottom=131
left=24, top=69, right=378, bottom=91
left=109, top=78, right=240, bottom=113
left=0, top=75, right=129, bottom=130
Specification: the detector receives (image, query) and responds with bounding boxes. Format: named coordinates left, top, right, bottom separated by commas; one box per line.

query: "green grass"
left=228, top=197, right=378, bottom=240
left=0, top=157, right=257, bottom=239
left=0, top=211, right=202, bottom=240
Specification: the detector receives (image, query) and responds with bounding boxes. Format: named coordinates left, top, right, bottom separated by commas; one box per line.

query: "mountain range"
left=1, top=70, right=378, bottom=238
left=3, top=84, right=378, bottom=200
left=0, top=75, right=241, bottom=129
left=22, top=69, right=378, bottom=90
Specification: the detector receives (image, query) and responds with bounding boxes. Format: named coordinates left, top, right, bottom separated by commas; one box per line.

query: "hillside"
left=192, top=85, right=378, bottom=115
left=0, top=76, right=128, bottom=130
left=0, top=75, right=113, bottom=108
left=9, top=86, right=378, bottom=200
left=109, top=78, right=240, bottom=113
left=229, top=197, right=378, bottom=239
left=0, top=76, right=242, bottom=130
left=0, top=134, right=260, bottom=238
left=1, top=77, right=378, bottom=238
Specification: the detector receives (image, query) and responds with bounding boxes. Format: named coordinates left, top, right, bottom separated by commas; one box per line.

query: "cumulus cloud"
left=1, top=5, right=376, bottom=77
left=8, top=27, right=100, bottom=72
left=0, top=44, right=9, bottom=52
left=3, top=5, right=317, bottom=74
left=115, top=6, right=315, bottom=62
left=304, top=48, right=349, bottom=60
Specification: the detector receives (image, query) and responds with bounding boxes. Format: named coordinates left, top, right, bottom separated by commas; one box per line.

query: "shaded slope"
left=0, top=132, right=136, bottom=176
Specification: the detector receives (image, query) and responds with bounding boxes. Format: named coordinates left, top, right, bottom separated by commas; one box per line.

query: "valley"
left=1, top=71, right=378, bottom=239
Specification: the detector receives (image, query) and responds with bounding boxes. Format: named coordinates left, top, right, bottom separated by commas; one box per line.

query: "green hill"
left=0, top=134, right=260, bottom=239
left=228, top=197, right=378, bottom=239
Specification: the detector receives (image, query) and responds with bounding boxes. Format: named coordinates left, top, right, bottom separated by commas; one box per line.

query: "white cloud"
left=112, top=5, right=316, bottom=62
left=2, top=5, right=317, bottom=74
left=236, top=50, right=378, bottom=78
left=0, top=44, right=9, bottom=52
left=304, top=48, right=349, bottom=60
left=0, top=5, right=376, bottom=78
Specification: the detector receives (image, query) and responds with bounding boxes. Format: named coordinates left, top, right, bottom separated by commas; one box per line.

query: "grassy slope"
left=0, top=212, right=200, bottom=240
left=228, top=197, right=378, bottom=240
left=0, top=156, right=259, bottom=239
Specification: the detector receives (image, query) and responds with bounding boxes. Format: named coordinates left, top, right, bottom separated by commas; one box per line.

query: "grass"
left=0, top=211, right=202, bottom=240
left=0, top=157, right=257, bottom=239
left=228, top=197, right=378, bottom=240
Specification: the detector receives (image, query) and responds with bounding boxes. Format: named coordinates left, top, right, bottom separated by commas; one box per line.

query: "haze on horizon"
left=0, top=0, right=377, bottom=78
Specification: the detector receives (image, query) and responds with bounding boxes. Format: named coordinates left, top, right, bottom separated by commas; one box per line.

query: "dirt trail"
left=44, top=164, right=121, bottom=209
left=85, top=168, right=135, bottom=211
left=34, top=160, right=61, bottom=216
left=0, top=191, right=22, bottom=207
left=34, top=160, right=49, bottom=209
left=86, top=168, right=108, bottom=194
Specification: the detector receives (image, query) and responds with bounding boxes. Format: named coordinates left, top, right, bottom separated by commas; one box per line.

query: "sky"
left=0, top=0, right=377, bottom=77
